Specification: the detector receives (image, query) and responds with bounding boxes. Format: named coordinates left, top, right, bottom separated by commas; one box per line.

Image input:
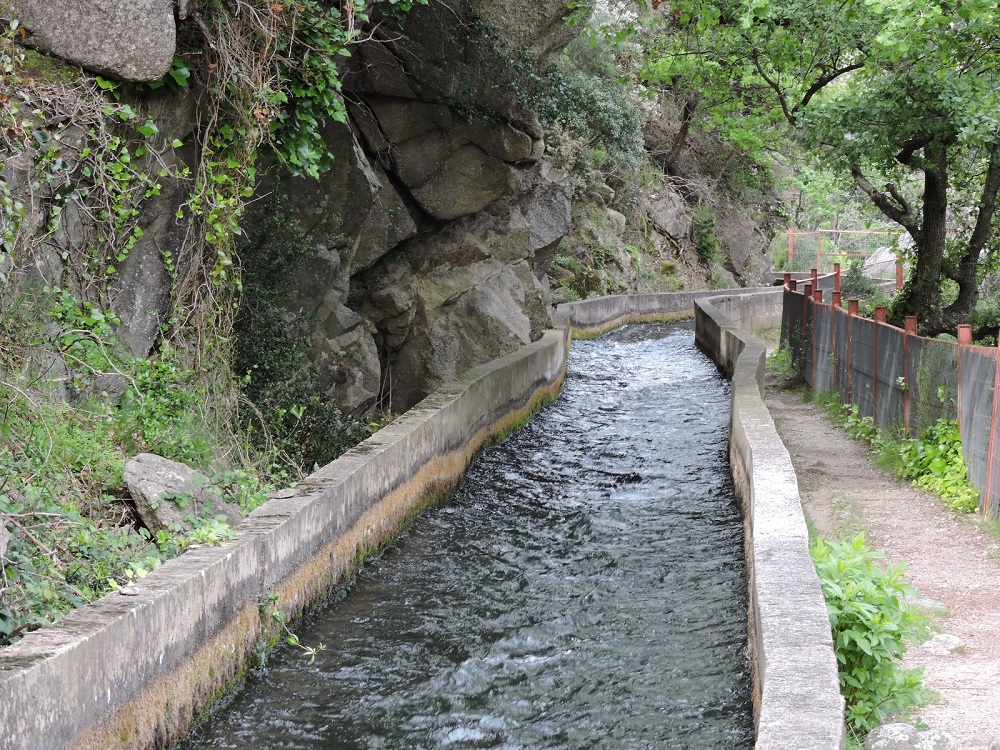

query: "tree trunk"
left=896, top=144, right=949, bottom=334
left=658, top=93, right=699, bottom=177
left=942, top=143, right=1000, bottom=329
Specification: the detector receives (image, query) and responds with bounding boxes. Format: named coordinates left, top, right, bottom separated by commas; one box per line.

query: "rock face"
left=124, top=453, right=244, bottom=534
left=466, top=0, right=580, bottom=61
left=6, top=0, right=580, bottom=418
left=7, top=0, right=176, bottom=81
left=360, top=163, right=571, bottom=409
left=258, top=1, right=576, bottom=414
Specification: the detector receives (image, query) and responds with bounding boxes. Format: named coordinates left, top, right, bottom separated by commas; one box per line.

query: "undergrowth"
left=816, top=390, right=980, bottom=514
left=0, top=286, right=288, bottom=644
left=0, top=1, right=429, bottom=646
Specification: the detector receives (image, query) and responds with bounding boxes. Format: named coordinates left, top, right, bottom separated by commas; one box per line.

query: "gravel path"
left=765, top=381, right=1000, bottom=749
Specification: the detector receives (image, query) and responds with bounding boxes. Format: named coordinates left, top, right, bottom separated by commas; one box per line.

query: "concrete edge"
left=695, top=293, right=846, bottom=750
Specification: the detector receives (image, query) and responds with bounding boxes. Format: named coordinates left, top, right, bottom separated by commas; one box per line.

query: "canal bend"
left=182, top=322, right=754, bottom=749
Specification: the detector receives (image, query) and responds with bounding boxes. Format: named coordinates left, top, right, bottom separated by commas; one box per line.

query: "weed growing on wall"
left=811, top=533, right=928, bottom=739
left=0, top=25, right=184, bottom=305
left=766, top=346, right=798, bottom=380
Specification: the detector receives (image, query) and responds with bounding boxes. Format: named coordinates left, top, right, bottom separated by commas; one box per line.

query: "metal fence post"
left=904, top=316, right=917, bottom=434
left=873, top=307, right=887, bottom=425
left=957, top=324, right=972, bottom=445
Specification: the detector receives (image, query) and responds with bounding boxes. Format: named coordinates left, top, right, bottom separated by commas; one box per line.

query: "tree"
left=643, top=0, right=1000, bottom=333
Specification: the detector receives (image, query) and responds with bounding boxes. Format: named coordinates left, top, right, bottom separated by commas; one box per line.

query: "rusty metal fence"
left=781, top=271, right=1000, bottom=515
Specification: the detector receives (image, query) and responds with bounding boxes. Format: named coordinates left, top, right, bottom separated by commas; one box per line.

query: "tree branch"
left=851, top=166, right=921, bottom=239
left=796, top=60, right=866, bottom=113
left=885, top=183, right=913, bottom=218
left=746, top=44, right=795, bottom=125
left=661, top=93, right=700, bottom=174
left=942, top=142, right=1000, bottom=317
left=965, top=141, right=1000, bottom=257
left=895, top=136, right=933, bottom=170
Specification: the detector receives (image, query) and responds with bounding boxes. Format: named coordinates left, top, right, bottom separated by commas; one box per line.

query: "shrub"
left=811, top=533, right=927, bottom=738
left=898, top=418, right=980, bottom=513
left=691, top=205, right=722, bottom=266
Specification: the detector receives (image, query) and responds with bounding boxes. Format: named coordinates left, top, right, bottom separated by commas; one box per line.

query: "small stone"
left=922, top=633, right=965, bottom=655
left=865, top=723, right=955, bottom=750
left=117, top=587, right=139, bottom=597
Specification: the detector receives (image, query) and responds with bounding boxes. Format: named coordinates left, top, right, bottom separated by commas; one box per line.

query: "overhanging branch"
left=851, top=165, right=921, bottom=239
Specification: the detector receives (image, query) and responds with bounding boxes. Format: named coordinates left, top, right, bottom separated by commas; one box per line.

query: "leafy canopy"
left=643, top=0, right=1000, bottom=330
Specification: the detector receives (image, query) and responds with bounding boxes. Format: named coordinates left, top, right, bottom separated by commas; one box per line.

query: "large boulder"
left=361, top=163, right=571, bottom=410
left=349, top=95, right=537, bottom=222
left=645, top=190, right=692, bottom=241
left=123, top=453, right=244, bottom=535
left=410, top=145, right=519, bottom=221
left=280, top=246, right=383, bottom=415
left=390, top=261, right=549, bottom=408
left=7, top=0, right=176, bottom=82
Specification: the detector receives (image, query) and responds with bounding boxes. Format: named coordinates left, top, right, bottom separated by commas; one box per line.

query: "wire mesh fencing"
left=773, top=229, right=904, bottom=279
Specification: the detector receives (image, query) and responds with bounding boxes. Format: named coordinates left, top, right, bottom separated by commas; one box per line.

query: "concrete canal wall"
left=0, top=287, right=843, bottom=750
left=696, top=293, right=846, bottom=750
left=0, top=329, right=571, bottom=750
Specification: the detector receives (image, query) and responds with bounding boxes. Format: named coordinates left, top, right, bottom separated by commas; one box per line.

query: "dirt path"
left=765, top=380, right=1000, bottom=749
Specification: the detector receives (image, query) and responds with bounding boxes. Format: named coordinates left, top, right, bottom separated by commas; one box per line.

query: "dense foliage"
left=640, top=0, right=1000, bottom=333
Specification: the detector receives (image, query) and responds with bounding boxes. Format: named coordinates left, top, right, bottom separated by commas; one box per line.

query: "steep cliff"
left=1, top=0, right=778, bottom=457
left=2, top=0, right=581, bottom=419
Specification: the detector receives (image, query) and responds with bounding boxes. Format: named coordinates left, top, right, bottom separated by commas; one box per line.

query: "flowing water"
left=182, top=322, right=754, bottom=750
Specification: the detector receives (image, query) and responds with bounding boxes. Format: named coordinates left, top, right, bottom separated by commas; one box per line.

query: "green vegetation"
left=898, top=418, right=980, bottom=514
left=533, top=33, right=646, bottom=180
left=814, top=392, right=980, bottom=514
left=259, top=594, right=326, bottom=664
left=0, top=286, right=276, bottom=644
left=691, top=205, right=723, bottom=266
left=766, top=346, right=798, bottom=380
left=840, top=260, right=893, bottom=317
left=233, top=195, right=372, bottom=474
left=811, top=533, right=928, bottom=739
left=0, top=1, right=429, bottom=643
left=642, top=0, right=1000, bottom=334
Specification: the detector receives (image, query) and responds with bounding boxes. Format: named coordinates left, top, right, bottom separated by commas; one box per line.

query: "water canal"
left=181, top=322, right=754, bottom=749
